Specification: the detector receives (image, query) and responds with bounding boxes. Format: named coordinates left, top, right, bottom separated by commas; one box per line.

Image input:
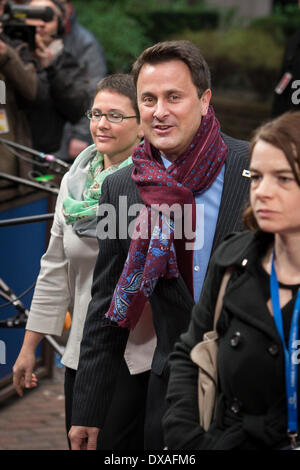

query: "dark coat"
left=71, top=134, right=250, bottom=447
left=0, top=37, right=37, bottom=199
left=22, top=49, right=90, bottom=153
left=61, top=13, right=107, bottom=142
left=272, top=30, right=300, bottom=118
left=55, top=13, right=107, bottom=160
left=163, top=230, right=297, bottom=450
left=0, top=32, right=90, bottom=155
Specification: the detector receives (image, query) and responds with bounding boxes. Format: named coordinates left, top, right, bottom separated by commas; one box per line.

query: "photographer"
left=23, top=0, right=90, bottom=154
left=0, top=0, right=90, bottom=198
left=0, top=1, right=39, bottom=199
left=55, top=0, right=107, bottom=162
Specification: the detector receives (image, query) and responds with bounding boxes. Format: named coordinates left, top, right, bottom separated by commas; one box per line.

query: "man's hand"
left=69, top=425, right=99, bottom=450
left=34, top=34, right=53, bottom=68
left=34, top=35, right=63, bottom=68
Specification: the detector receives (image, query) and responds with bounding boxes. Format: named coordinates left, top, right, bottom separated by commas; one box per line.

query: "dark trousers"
left=65, top=359, right=150, bottom=450
left=144, top=367, right=169, bottom=450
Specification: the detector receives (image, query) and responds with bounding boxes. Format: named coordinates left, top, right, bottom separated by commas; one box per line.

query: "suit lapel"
left=212, top=138, right=250, bottom=252
left=121, top=141, right=250, bottom=255
left=119, top=141, right=250, bottom=299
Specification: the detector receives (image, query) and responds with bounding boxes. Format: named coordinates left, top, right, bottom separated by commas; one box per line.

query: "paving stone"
left=0, top=367, right=68, bottom=450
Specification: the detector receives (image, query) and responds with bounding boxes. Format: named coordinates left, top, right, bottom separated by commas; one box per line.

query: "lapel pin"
left=242, top=169, right=251, bottom=178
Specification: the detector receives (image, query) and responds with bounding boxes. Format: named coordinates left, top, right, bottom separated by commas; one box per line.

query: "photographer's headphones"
left=29, top=0, right=66, bottom=37
left=48, top=0, right=66, bottom=38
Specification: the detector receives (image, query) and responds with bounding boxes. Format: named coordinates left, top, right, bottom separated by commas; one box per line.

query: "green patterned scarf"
left=62, top=144, right=132, bottom=237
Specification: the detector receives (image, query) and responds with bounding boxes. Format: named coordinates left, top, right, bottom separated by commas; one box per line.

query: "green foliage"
left=122, top=0, right=207, bottom=11
left=250, top=4, right=300, bottom=45
left=122, top=1, right=220, bottom=43
left=73, top=0, right=220, bottom=71
left=122, top=0, right=198, bottom=10
left=73, top=1, right=150, bottom=72
left=73, top=0, right=295, bottom=96
left=173, top=29, right=283, bottom=98
left=128, top=9, right=219, bottom=43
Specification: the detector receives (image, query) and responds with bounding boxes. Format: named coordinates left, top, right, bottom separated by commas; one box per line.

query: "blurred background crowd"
left=0, top=0, right=300, bottom=450
left=0, top=0, right=107, bottom=204
left=1, top=0, right=300, bottom=205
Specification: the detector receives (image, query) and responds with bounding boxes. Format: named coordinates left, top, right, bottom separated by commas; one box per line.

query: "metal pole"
left=0, top=173, right=59, bottom=195
left=0, top=213, right=54, bottom=228
left=0, top=138, right=70, bottom=173
left=0, top=278, right=64, bottom=356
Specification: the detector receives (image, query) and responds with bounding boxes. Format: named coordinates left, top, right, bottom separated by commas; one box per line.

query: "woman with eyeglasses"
left=13, top=74, right=156, bottom=450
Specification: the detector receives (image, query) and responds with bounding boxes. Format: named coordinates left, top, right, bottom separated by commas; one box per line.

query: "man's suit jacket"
left=71, top=134, right=250, bottom=431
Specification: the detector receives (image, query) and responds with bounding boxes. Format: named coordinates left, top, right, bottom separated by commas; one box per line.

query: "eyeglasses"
left=86, top=110, right=137, bottom=123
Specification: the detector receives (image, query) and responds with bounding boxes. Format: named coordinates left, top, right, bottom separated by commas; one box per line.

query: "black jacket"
left=272, top=30, right=300, bottom=117
left=59, top=13, right=107, bottom=144
left=71, top=134, right=250, bottom=444
left=163, top=230, right=298, bottom=450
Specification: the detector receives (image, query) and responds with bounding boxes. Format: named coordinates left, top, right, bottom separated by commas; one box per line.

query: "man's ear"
left=200, top=88, right=212, bottom=116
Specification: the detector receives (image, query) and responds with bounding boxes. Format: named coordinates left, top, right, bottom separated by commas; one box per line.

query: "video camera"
left=1, top=1, right=55, bottom=49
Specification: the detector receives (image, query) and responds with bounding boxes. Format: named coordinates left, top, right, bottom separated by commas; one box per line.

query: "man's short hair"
left=95, top=73, right=140, bottom=122
left=131, top=40, right=211, bottom=98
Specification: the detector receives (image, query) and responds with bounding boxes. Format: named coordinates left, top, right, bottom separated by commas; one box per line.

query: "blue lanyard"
left=270, top=252, right=300, bottom=446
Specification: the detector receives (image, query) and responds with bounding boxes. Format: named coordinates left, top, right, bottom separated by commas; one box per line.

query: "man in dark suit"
left=69, top=40, right=250, bottom=450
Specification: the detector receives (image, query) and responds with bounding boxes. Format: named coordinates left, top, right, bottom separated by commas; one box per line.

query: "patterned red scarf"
left=105, top=106, right=227, bottom=329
